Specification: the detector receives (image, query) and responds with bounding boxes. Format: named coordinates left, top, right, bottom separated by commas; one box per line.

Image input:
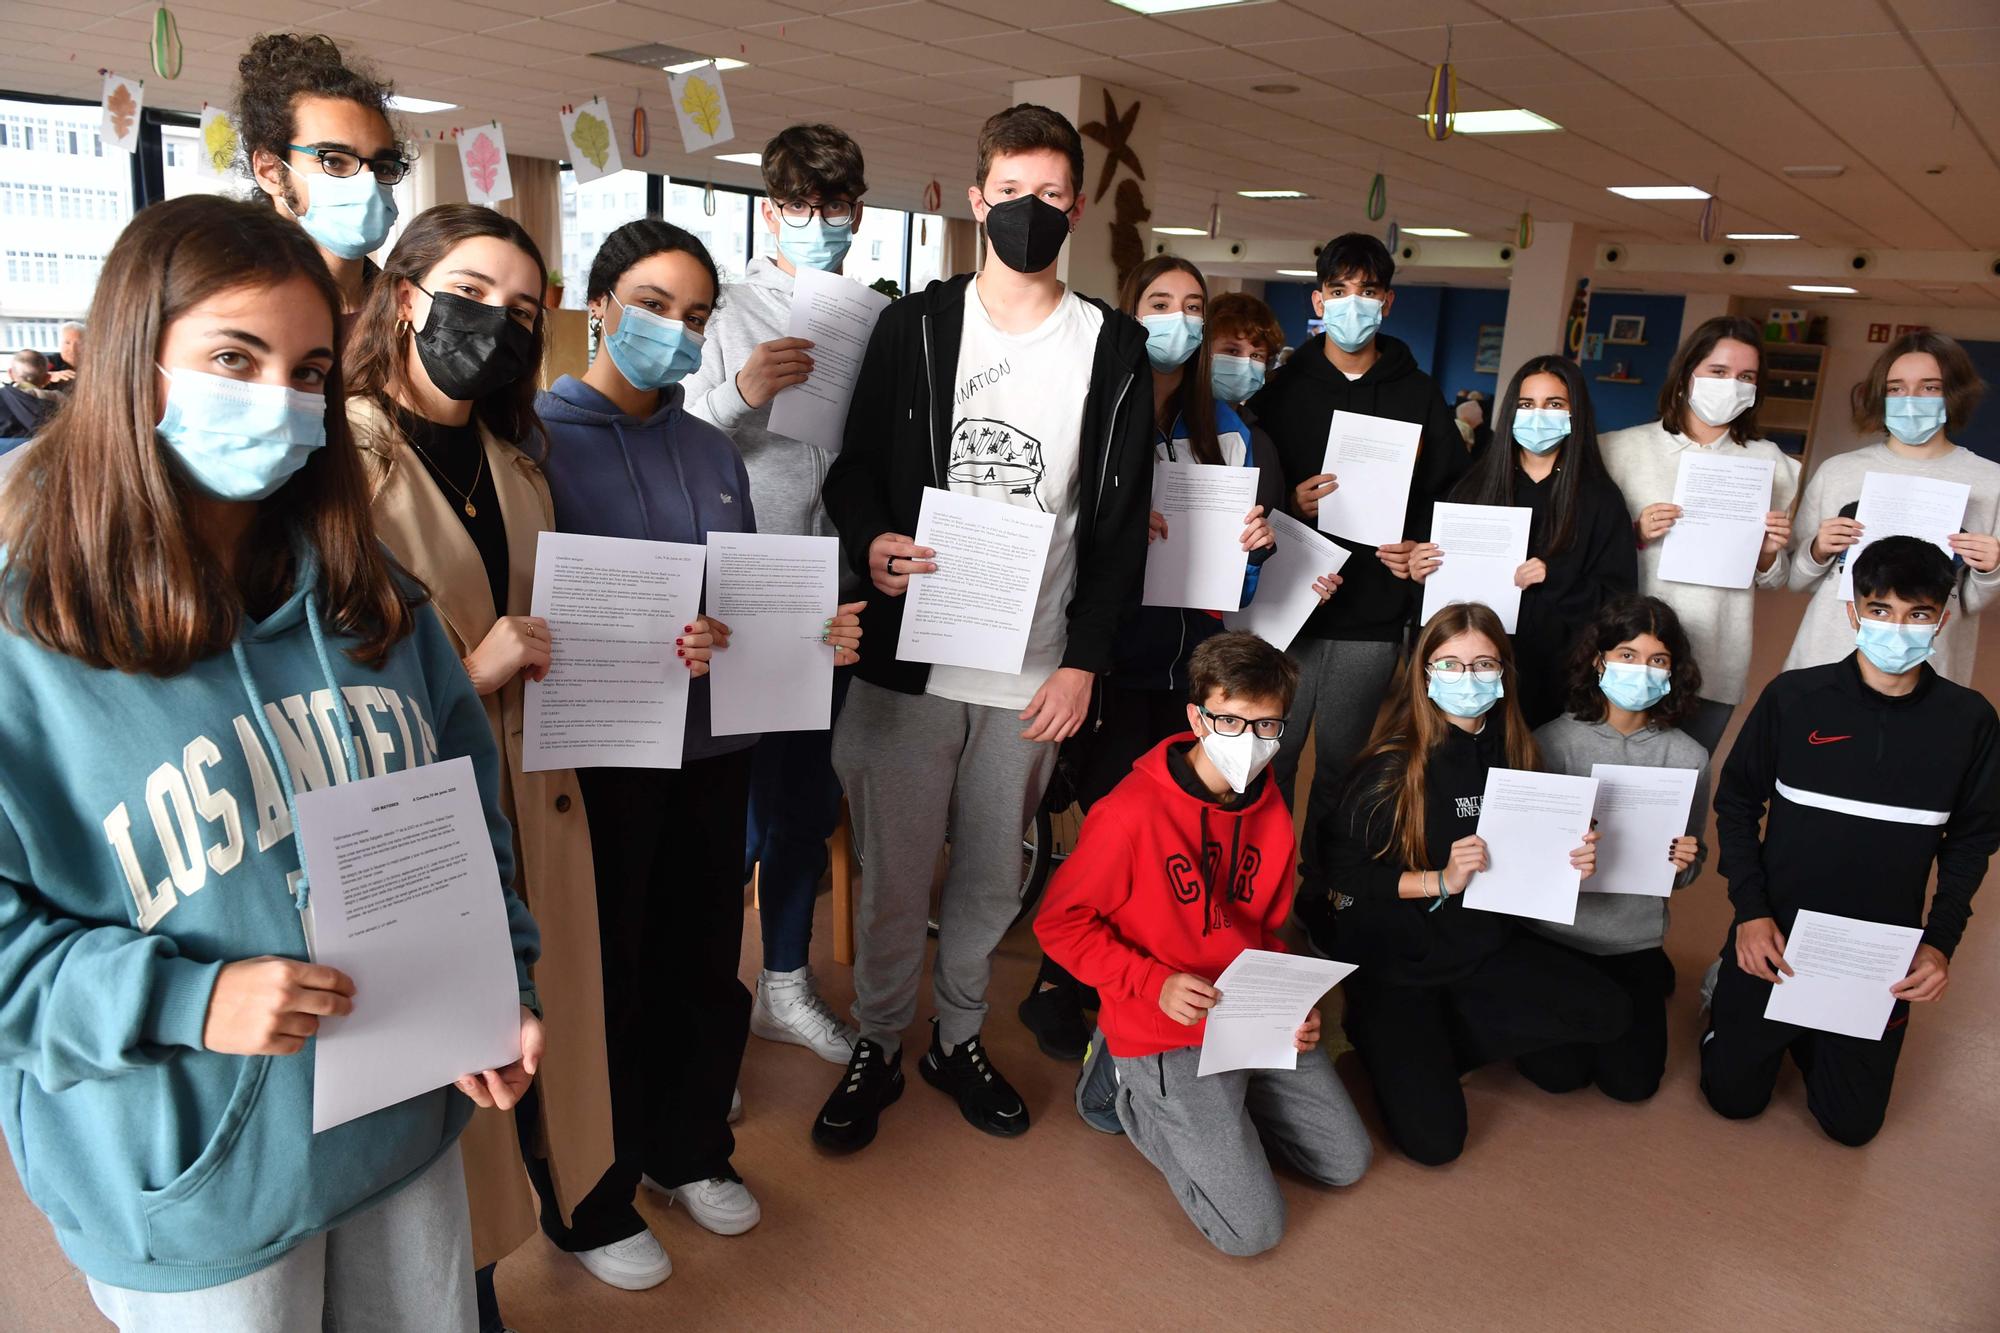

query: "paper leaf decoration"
left=668, top=64, right=733, bottom=153
left=100, top=73, right=143, bottom=154
left=560, top=97, right=623, bottom=184
left=458, top=123, right=513, bottom=206
left=197, top=106, right=238, bottom=178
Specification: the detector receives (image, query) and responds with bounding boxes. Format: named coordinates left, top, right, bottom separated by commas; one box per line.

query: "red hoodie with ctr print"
left=1035, top=735, right=1297, bottom=1059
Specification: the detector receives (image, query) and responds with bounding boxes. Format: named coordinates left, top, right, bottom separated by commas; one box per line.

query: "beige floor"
left=4, top=589, right=1997, bottom=1331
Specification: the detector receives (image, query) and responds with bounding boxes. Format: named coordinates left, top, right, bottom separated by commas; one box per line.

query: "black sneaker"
left=1018, top=976, right=1090, bottom=1061
left=918, top=1021, right=1031, bottom=1137
left=811, top=1038, right=904, bottom=1154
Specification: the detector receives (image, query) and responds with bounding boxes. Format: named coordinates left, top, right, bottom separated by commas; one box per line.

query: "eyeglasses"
left=777, top=198, right=855, bottom=227
left=1427, top=657, right=1504, bottom=683
left=287, top=144, right=411, bottom=185
left=1200, top=707, right=1286, bottom=741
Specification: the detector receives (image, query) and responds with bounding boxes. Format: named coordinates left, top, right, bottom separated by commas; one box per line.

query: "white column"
left=1008, top=75, right=1160, bottom=303
left=1677, top=291, right=1732, bottom=338
left=1493, top=220, right=1597, bottom=390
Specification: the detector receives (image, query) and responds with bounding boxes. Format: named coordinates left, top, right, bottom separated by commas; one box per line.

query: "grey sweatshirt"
left=683, top=255, right=838, bottom=546
left=1530, top=715, right=1711, bottom=955
left=1782, top=441, right=2000, bottom=687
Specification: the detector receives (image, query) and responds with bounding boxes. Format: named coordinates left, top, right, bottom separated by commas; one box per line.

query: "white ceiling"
left=1, top=0, right=1997, bottom=306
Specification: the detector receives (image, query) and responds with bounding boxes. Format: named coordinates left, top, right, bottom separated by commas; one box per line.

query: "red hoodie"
left=1035, top=735, right=1296, bottom=1059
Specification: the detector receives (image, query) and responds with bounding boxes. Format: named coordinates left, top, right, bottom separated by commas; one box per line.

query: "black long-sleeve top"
left=1509, top=462, right=1638, bottom=727
left=1303, top=718, right=1515, bottom=986
left=1715, top=655, right=2000, bottom=957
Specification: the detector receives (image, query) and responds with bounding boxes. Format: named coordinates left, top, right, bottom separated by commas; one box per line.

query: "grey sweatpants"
left=1272, top=636, right=1401, bottom=877
left=834, top=678, right=1059, bottom=1049
left=1113, top=1045, right=1371, bottom=1257
left=86, top=1142, right=475, bottom=1332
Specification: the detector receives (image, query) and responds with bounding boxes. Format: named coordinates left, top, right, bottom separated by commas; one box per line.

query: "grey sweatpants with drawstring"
left=1112, top=1045, right=1371, bottom=1257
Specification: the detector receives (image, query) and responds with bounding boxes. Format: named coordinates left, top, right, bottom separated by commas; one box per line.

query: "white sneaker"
left=752, top=966, right=860, bottom=1064
left=574, top=1230, right=672, bottom=1291
left=646, top=1174, right=762, bottom=1236
left=728, top=1083, right=743, bottom=1124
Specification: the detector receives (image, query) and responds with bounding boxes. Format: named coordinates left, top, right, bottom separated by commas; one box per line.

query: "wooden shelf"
left=1758, top=339, right=1829, bottom=487
left=1596, top=375, right=1644, bottom=384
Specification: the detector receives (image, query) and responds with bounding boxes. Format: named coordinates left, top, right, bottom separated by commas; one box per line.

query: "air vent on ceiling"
left=1781, top=164, right=1845, bottom=179
left=593, top=42, right=715, bottom=69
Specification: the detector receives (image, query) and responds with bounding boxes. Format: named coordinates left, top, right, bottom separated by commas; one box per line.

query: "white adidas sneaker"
left=752, top=966, right=860, bottom=1064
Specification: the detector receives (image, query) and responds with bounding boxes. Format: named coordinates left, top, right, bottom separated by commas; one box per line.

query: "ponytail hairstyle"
left=1120, top=254, right=1220, bottom=464
left=1346, top=603, right=1538, bottom=870
left=1449, top=354, right=1606, bottom=558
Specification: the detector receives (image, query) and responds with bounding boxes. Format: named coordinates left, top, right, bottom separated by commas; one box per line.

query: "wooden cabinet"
left=1760, top=341, right=1828, bottom=474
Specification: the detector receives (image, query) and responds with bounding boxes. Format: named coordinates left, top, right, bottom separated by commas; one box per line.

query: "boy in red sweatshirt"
left=1035, top=633, right=1371, bottom=1256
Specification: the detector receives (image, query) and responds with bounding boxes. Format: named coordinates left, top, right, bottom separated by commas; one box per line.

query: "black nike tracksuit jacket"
left=1714, top=655, right=2000, bottom=957
left=820, top=273, right=1154, bottom=697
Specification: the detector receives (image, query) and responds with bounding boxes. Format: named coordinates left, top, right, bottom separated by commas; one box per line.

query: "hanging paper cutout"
left=1517, top=212, right=1534, bottom=249
left=1384, top=219, right=1400, bottom=253
left=669, top=63, right=734, bottom=153
left=1424, top=29, right=1458, bottom=141
left=100, top=72, right=143, bottom=154
left=922, top=179, right=941, bottom=212
left=631, top=104, right=649, bottom=158
left=197, top=105, right=238, bottom=178
left=151, top=7, right=183, bottom=80
left=560, top=97, right=623, bottom=184
left=1366, top=173, right=1386, bottom=221
left=459, top=123, right=514, bottom=206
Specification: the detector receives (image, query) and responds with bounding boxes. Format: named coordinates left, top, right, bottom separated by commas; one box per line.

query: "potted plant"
left=545, top=268, right=566, bottom=308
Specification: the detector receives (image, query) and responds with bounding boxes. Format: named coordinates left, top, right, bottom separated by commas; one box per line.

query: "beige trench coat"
left=351, top=397, right=614, bottom=1268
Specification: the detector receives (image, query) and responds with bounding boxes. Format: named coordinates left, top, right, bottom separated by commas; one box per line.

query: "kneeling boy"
left=1705, top=536, right=2000, bottom=1145
left=1035, top=633, right=1371, bottom=1256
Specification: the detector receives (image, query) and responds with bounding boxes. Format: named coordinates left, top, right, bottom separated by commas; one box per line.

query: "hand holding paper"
left=767, top=267, right=890, bottom=452
left=1197, top=950, right=1357, bottom=1076
left=1657, top=452, right=1776, bottom=589
left=1142, top=461, right=1260, bottom=611
left=1419, top=502, right=1533, bottom=632
left=1318, top=411, right=1419, bottom=546
left=1763, top=910, right=1923, bottom=1040
left=1464, top=769, right=1599, bottom=925
left=1223, top=509, right=1351, bottom=650
left=1838, top=472, right=1971, bottom=601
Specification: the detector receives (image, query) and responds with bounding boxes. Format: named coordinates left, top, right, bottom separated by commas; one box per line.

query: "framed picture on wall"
left=1583, top=332, right=1605, bottom=362
left=1607, top=314, right=1646, bottom=345
left=1474, top=324, right=1504, bottom=374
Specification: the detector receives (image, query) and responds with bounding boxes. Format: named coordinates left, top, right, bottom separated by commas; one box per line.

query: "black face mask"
left=412, top=288, right=537, bottom=402
left=982, top=194, right=1072, bottom=274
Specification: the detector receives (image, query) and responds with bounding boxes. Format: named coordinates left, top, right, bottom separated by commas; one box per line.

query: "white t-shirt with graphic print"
left=924, top=282, right=1104, bottom=712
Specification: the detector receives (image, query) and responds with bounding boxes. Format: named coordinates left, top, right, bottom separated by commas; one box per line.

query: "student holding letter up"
left=1035, top=634, right=1370, bottom=1256
left=1783, top=330, right=1999, bottom=685
left=537, top=221, right=864, bottom=1276
left=1517, top=596, right=1709, bottom=1103
left=816, top=104, right=1152, bottom=1152
left=1704, top=537, right=2000, bottom=1146
left=0, top=196, right=539, bottom=1329
left=1249, top=232, right=1469, bottom=880
left=1412, top=356, right=1636, bottom=727
left=1601, top=316, right=1800, bottom=753
left=1303, top=605, right=1627, bottom=1165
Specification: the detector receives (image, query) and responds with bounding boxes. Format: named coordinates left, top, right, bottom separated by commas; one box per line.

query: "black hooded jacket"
left=1249, top=333, right=1470, bottom=643
left=821, top=274, right=1155, bottom=696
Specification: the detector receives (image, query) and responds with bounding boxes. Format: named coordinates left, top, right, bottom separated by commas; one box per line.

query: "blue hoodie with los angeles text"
left=0, top=541, right=538, bottom=1293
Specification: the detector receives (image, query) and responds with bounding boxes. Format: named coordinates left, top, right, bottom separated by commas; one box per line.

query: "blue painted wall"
left=1581, top=292, right=1686, bottom=432
left=1431, top=288, right=1511, bottom=402
left=1959, top=338, right=2000, bottom=463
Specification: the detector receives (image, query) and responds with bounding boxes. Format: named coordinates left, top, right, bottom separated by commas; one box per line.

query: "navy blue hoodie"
left=536, top=375, right=759, bottom=763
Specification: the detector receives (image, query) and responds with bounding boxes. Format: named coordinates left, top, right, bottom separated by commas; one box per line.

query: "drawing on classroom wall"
left=560, top=98, right=622, bottom=184
left=100, top=73, right=143, bottom=154
left=670, top=63, right=734, bottom=153
left=1606, top=314, right=1646, bottom=345
left=1583, top=332, right=1604, bottom=362
left=197, top=106, right=238, bottom=178
left=1474, top=323, right=1504, bottom=374
left=459, top=123, right=514, bottom=206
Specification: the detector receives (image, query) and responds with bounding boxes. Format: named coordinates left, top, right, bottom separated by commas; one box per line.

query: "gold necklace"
left=407, top=431, right=486, bottom=518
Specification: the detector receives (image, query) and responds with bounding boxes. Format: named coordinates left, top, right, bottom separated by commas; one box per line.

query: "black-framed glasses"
left=1200, top=707, right=1286, bottom=741
left=776, top=198, right=855, bottom=227
left=287, top=143, right=411, bottom=185
left=1427, top=657, right=1504, bottom=683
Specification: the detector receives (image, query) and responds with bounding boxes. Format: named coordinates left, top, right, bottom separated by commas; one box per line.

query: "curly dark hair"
left=233, top=33, right=395, bottom=203
left=585, top=218, right=722, bottom=308
left=1562, top=594, right=1703, bottom=730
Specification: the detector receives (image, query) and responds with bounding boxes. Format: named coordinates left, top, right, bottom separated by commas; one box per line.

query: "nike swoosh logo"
left=820, top=1116, right=852, bottom=1128
left=996, top=1106, right=1024, bottom=1118
left=1808, top=731, right=1853, bottom=744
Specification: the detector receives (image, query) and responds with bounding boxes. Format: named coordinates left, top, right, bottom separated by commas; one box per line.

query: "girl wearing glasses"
left=236, top=34, right=409, bottom=315
left=1412, top=355, right=1636, bottom=728
left=1517, top=595, right=1709, bottom=1103
left=1302, top=603, right=1627, bottom=1165
left=345, top=204, right=614, bottom=1333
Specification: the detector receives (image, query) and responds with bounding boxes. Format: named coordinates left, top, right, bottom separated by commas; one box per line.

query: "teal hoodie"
left=0, top=542, right=538, bottom=1293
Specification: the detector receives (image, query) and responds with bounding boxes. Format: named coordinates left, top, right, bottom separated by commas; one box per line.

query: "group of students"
left=0, top=29, right=1993, bottom=1330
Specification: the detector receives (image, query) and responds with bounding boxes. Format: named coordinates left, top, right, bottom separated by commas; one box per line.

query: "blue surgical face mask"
left=777, top=216, right=853, bottom=272
left=1427, top=668, right=1505, bottom=720
left=288, top=164, right=397, bottom=261
left=1512, top=407, right=1571, bottom=455
left=1598, top=661, right=1672, bottom=713
left=1142, top=312, right=1203, bottom=372
left=1210, top=353, right=1265, bottom=405
left=1884, top=395, right=1948, bottom=446
left=1854, top=619, right=1937, bottom=675
left=603, top=294, right=705, bottom=390
left=156, top=367, right=327, bottom=501
left=1321, top=294, right=1383, bottom=353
